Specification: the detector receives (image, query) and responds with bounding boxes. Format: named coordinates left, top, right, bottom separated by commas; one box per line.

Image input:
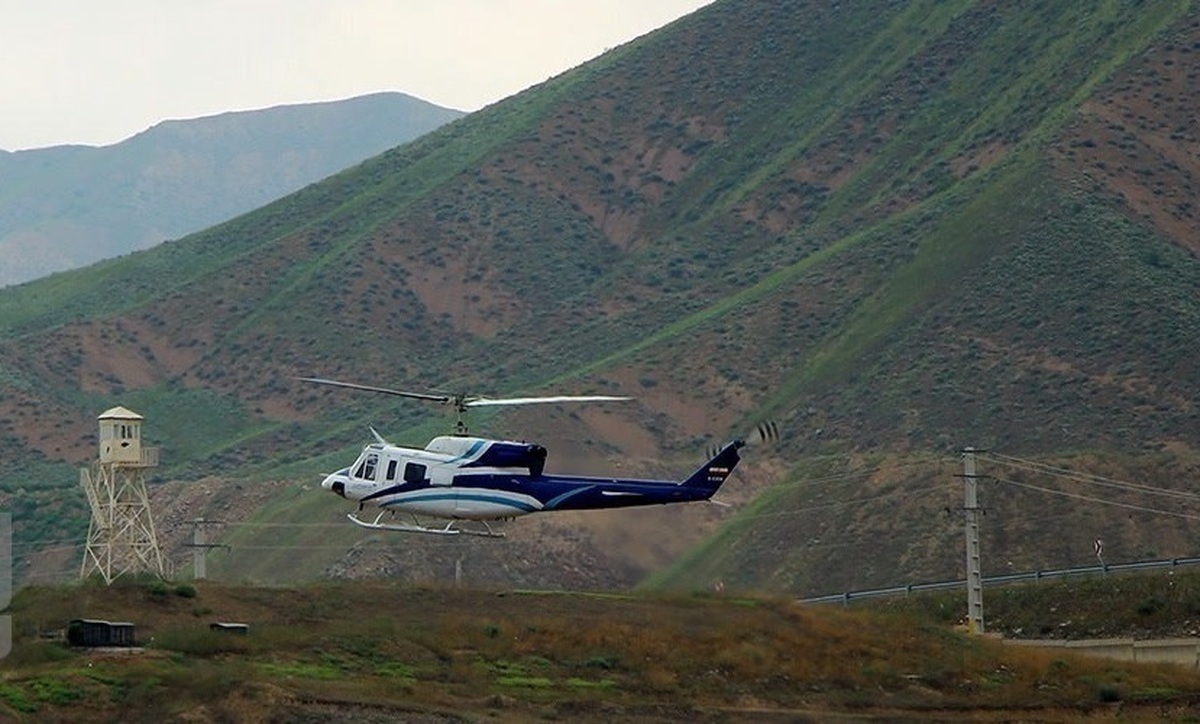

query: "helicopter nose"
left=321, top=473, right=346, bottom=498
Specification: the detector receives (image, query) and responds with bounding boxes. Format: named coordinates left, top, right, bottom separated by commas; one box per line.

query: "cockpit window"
left=354, top=453, right=379, bottom=481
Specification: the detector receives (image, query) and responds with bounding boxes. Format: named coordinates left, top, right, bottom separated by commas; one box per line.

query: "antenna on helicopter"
left=297, top=377, right=631, bottom=435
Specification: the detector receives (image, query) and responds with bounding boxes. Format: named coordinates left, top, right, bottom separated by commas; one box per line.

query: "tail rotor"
left=707, top=420, right=780, bottom=458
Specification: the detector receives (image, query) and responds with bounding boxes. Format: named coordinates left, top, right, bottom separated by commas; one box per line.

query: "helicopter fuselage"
left=321, top=435, right=743, bottom=523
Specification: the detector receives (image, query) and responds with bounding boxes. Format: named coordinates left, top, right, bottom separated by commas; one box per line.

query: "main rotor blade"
left=464, top=395, right=632, bottom=407
left=298, top=377, right=631, bottom=411
left=296, top=377, right=451, bottom=404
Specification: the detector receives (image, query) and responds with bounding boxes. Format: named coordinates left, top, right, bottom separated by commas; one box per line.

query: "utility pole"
left=182, top=518, right=226, bottom=580
left=962, top=447, right=984, bottom=634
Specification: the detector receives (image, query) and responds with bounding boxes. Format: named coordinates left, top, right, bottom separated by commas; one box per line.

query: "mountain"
left=0, top=92, right=464, bottom=287
left=2, top=0, right=1199, bottom=594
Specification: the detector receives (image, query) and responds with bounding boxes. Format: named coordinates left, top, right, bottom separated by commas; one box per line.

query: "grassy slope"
left=644, top=0, right=1200, bottom=592
left=7, top=576, right=1200, bottom=721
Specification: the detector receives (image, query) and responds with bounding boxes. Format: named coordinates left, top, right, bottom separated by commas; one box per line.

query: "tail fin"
left=681, top=440, right=744, bottom=497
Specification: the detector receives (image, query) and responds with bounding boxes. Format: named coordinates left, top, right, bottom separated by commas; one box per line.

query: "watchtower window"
left=354, top=454, right=379, bottom=481
left=102, top=424, right=138, bottom=441
left=403, top=463, right=427, bottom=484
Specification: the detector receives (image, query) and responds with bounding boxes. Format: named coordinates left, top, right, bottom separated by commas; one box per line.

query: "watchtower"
left=80, top=407, right=165, bottom=584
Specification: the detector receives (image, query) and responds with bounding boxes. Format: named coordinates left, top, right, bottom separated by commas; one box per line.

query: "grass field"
left=6, top=575, right=1200, bottom=721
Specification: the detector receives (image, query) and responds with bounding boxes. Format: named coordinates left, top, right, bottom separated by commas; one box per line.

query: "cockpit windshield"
left=353, top=452, right=379, bottom=481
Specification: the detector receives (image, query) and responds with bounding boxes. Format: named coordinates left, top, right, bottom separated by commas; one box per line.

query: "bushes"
left=153, top=627, right=251, bottom=656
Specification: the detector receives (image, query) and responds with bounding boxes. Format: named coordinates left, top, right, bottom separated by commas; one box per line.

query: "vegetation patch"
left=0, top=683, right=38, bottom=714
left=257, top=660, right=344, bottom=680
left=1, top=580, right=1200, bottom=720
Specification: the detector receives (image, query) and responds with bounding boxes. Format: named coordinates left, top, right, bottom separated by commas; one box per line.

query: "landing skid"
left=347, top=512, right=506, bottom=538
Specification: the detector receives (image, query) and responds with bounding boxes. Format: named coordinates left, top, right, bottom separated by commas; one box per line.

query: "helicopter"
left=299, top=377, right=763, bottom=537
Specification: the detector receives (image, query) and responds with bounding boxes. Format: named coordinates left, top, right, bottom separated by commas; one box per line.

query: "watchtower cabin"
left=98, top=406, right=157, bottom=466
left=80, top=406, right=165, bottom=584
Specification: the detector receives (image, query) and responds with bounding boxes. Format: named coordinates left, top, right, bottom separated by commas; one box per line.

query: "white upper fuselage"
left=320, top=436, right=545, bottom=520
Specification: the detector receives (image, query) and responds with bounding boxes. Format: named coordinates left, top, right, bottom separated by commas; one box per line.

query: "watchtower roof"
left=99, top=406, right=144, bottom=421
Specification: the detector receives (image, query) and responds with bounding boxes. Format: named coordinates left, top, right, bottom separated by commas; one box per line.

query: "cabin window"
left=354, top=453, right=379, bottom=481
left=385, top=460, right=398, bottom=482
left=403, top=463, right=427, bottom=484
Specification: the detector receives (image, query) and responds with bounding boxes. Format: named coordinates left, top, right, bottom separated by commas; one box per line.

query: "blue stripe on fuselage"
left=382, top=491, right=539, bottom=513
left=360, top=481, right=424, bottom=503
left=446, top=439, right=487, bottom=463
left=544, top=485, right=596, bottom=510
left=451, top=473, right=709, bottom=510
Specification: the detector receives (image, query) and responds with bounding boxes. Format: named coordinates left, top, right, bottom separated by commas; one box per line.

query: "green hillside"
left=2, top=0, right=1199, bottom=593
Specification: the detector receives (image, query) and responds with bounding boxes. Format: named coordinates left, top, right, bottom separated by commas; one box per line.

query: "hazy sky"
left=0, top=0, right=712, bottom=151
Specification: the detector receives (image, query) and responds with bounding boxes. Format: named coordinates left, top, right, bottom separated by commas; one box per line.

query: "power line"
left=991, top=475, right=1200, bottom=521
left=982, top=452, right=1200, bottom=503
left=763, top=456, right=953, bottom=492
left=731, top=483, right=948, bottom=522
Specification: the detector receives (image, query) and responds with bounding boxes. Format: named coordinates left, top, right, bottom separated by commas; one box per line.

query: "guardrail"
left=801, top=556, right=1200, bottom=605
left=1005, top=637, right=1200, bottom=668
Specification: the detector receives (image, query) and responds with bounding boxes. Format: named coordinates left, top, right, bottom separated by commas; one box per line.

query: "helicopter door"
left=425, top=463, right=454, bottom=487
left=347, top=452, right=380, bottom=499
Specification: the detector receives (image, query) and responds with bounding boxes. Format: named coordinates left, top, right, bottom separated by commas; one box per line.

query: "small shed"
left=209, top=622, right=249, bottom=635
left=67, top=618, right=137, bottom=647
